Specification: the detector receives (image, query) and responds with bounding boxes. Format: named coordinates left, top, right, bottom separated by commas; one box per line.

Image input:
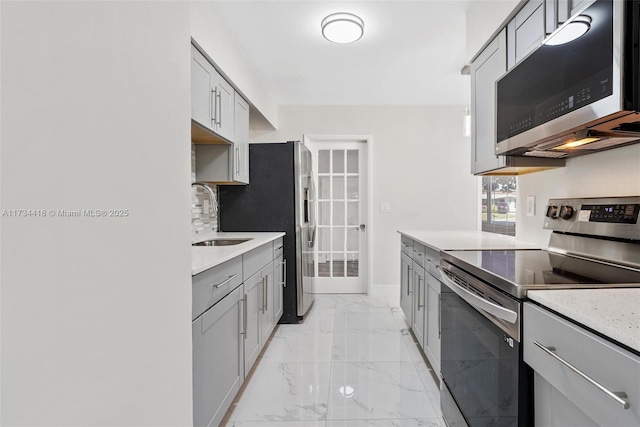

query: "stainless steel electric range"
left=438, top=196, right=640, bottom=427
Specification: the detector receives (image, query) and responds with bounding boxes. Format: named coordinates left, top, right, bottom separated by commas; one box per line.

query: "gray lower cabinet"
left=411, top=262, right=426, bottom=346
left=399, top=235, right=443, bottom=380
left=524, top=302, right=640, bottom=426
left=259, top=261, right=274, bottom=345
left=192, top=285, right=244, bottom=427
left=400, top=252, right=413, bottom=325
left=192, top=237, right=284, bottom=427
left=273, top=254, right=284, bottom=323
left=243, top=270, right=262, bottom=375
left=425, top=271, right=441, bottom=374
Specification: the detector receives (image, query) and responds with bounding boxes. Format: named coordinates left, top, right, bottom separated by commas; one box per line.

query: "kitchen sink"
left=192, top=238, right=252, bottom=247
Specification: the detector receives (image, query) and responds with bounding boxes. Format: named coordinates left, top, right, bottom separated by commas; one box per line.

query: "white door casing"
left=304, top=136, right=369, bottom=294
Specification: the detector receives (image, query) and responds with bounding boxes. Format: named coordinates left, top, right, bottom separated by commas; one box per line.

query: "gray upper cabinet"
left=547, top=0, right=571, bottom=34
left=191, top=42, right=250, bottom=185
left=569, top=0, right=596, bottom=17
left=470, top=29, right=507, bottom=175
left=233, top=92, right=250, bottom=184
left=191, top=44, right=230, bottom=139
left=215, top=78, right=235, bottom=143
left=507, top=0, right=544, bottom=69
left=505, top=0, right=595, bottom=70
left=191, top=45, right=215, bottom=131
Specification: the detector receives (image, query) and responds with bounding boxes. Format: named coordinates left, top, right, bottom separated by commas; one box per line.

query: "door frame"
left=303, top=134, right=374, bottom=295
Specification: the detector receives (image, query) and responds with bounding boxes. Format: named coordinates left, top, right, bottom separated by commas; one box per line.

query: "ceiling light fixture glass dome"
left=544, top=15, right=591, bottom=46
left=321, top=12, right=364, bottom=44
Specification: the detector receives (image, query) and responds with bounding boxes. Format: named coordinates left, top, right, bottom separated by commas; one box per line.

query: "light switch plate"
left=526, top=196, right=535, bottom=216
left=379, top=202, right=390, bottom=213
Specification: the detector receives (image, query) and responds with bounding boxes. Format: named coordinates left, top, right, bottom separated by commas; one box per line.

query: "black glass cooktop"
left=442, top=249, right=640, bottom=298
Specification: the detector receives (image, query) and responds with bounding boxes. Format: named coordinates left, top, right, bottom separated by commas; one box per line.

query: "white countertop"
left=191, top=231, right=285, bottom=275
left=528, top=289, right=640, bottom=354
left=398, top=229, right=540, bottom=251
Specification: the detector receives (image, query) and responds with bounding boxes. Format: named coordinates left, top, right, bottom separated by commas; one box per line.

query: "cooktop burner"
left=441, top=249, right=640, bottom=299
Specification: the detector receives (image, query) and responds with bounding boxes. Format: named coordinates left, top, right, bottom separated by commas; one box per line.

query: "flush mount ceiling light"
left=321, top=12, right=364, bottom=44
left=544, top=15, right=591, bottom=46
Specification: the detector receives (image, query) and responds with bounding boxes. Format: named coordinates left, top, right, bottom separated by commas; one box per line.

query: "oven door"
left=439, top=263, right=532, bottom=427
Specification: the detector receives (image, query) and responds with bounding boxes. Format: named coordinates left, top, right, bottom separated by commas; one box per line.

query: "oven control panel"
left=543, top=197, right=640, bottom=240
left=581, top=203, right=639, bottom=224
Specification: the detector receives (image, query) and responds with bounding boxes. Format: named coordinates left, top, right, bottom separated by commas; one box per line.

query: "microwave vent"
left=611, top=121, right=640, bottom=132
left=576, top=136, right=640, bottom=150
left=523, top=150, right=567, bottom=158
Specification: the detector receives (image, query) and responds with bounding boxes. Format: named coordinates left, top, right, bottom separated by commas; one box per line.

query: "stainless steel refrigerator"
left=218, top=141, right=316, bottom=323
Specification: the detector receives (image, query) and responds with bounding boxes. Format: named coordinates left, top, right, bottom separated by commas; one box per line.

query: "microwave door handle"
left=439, top=269, right=518, bottom=324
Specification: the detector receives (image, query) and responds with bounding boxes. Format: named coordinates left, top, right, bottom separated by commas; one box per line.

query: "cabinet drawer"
left=273, top=237, right=284, bottom=259
left=413, top=242, right=427, bottom=267
left=524, top=303, right=640, bottom=427
left=400, top=235, right=413, bottom=255
left=243, top=242, right=272, bottom=281
left=192, top=256, right=242, bottom=320
left=425, top=247, right=440, bottom=278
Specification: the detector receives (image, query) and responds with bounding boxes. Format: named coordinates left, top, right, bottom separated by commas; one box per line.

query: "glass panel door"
left=307, top=139, right=367, bottom=293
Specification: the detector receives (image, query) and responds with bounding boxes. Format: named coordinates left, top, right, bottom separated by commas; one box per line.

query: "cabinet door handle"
left=213, top=274, right=237, bottom=289
left=438, top=294, right=441, bottom=339
left=418, top=275, right=424, bottom=309
left=258, top=278, right=264, bottom=312
left=241, top=296, right=247, bottom=337
left=533, top=341, right=630, bottom=410
left=236, top=147, right=240, bottom=176
left=407, top=264, right=412, bottom=296
left=282, top=259, right=287, bottom=287
left=264, top=275, right=268, bottom=312
left=216, top=91, right=222, bottom=127
left=211, top=87, right=217, bottom=127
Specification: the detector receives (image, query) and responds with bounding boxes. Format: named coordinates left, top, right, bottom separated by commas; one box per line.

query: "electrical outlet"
left=526, top=196, right=535, bottom=216
left=379, top=202, right=390, bottom=213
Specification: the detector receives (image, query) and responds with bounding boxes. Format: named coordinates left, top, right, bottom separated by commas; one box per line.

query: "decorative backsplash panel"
left=192, top=144, right=217, bottom=236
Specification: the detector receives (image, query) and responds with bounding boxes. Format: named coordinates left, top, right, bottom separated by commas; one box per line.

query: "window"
left=482, top=176, right=516, bottom=236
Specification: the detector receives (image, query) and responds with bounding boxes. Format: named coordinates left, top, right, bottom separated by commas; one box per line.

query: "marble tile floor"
left=221, top=294, right=445, bottom=427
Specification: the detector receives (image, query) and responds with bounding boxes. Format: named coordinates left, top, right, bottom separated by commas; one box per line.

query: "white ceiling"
left=212, top=0, right=474, bottom=106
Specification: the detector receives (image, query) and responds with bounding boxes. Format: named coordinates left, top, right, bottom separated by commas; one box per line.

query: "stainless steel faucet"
left=191, top=182, right=218, bottom=213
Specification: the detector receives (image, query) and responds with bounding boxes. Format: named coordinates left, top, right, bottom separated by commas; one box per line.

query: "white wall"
left=190, top=1, right=279, bottom=130
left=251, top=105, right=479, bottom=294
left=1, top=2, right=193, bottom=425
left=517, top=144, right=640, bottom=246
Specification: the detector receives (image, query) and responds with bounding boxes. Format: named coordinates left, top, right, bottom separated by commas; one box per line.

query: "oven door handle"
left=439, top=268, right=518, bottom=324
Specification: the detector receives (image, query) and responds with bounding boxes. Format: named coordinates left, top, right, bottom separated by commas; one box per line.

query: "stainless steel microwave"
left=496, top=0, right=640, bottom=158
